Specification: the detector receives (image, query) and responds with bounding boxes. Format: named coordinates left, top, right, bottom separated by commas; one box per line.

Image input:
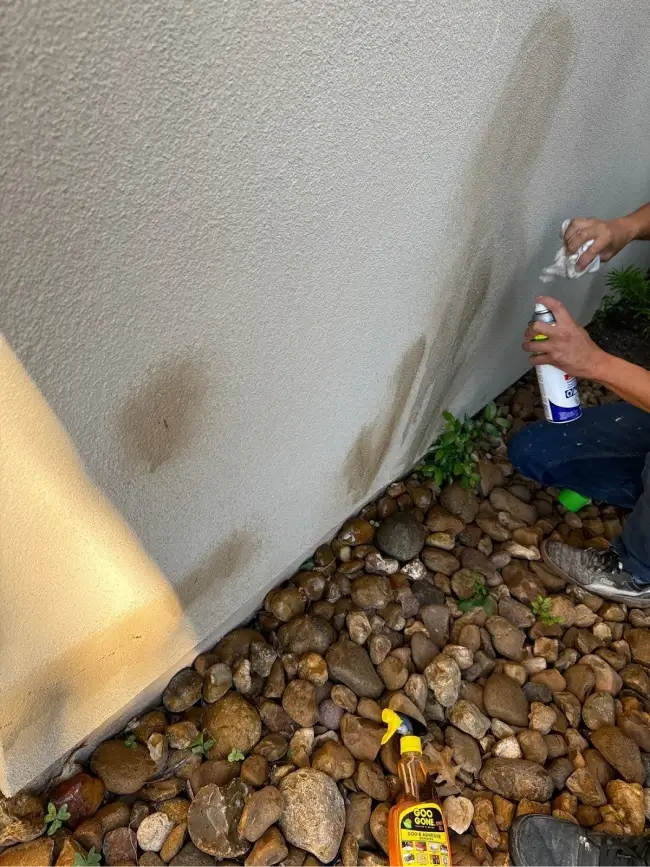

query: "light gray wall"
left=3, top=1, right=650, bottom=642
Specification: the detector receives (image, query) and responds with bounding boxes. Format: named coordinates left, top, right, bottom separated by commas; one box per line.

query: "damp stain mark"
left=406, top=6, right=577, bottom=460
left=118, top=352, right=210, bottom=472
left=343, top=335, right=426, bottom=502
left=177, top=529, right=256, bottom=612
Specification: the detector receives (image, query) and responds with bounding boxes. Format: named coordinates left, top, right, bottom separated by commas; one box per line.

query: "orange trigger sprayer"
left=382, top=709, right=452, bottom=866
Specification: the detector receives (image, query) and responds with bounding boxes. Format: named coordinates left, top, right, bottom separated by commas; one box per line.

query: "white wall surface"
left=2, top=0, right=650, bottom=791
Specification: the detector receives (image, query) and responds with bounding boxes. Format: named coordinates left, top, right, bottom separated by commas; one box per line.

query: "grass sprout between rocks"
left=2, top=373, right=648, bottom=867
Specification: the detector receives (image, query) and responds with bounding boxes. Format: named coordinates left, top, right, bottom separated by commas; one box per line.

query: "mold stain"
left=118, top=352, right=210, bottom=472
left=406, top=6, right=577, bottom=459
left=343, top=335, right=426, bottom=502
left=177, top=529, right=255, bottom=612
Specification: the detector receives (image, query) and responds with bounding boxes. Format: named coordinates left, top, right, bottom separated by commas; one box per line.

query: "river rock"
left=420, top=605, right=451, bottom=647
left=566, top=769, right=606, bottom=807
left=311, top=741, right=356, bottom=781
left=103, top=827, right=138, bottom=865
left=375, top=512, right=426, bottom=561
left=50, top=773, right=104, bottom=829
left=90, top=740, right=157, bottom=795
left=449, top=701, right=490, bottom=739
left=425, top=656, right=461, bottom=708
left=421, top=548, right=460, bottom=575
left=583, top=692, right=616, bottom=730
left=0, top=838, right=54, bottom=866
left=607, top=780, right=645, bottom=835
left=489, top=489, right=537, bottom=525
left=590, top=726, right=644, bottom=784
left=163, top=668, right=203, bottom=712
left=279, top=769, right=345, bottom=863
left=441, top=482, right=479, bottom=524
left=187, top=780, right=251, bottom=858
left=0, top=794, right=45, bottom=847
left=244, top=826, right=288, bottom=867
left=443, top=796, right=474, bottom=834
left=340, top=714, right=384, bottom=761
left=326, top=639, right=383, bottom=698
left=483, top=674, right=529, bottom=726
left=282, top=679, right=318, bottom=727
left=485, top=617, right=525, bottom=661
left=480, top=758, right=553, bottom=802
left=137, top=812, right=175, bottom=852
left=169, top=842, right=215, bottom=866
left=205, top=692, right=261, bottom=758
left=445, top=727, right=482, bottom=776
left=238, top=787, right=284, bottom=843
left=278, top=616, right=337, bottom=655
left=627, top=629, right=650, bottom=666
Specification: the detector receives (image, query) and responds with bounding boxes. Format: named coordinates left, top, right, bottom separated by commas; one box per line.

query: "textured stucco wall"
left=2, top=0, right=650, bottom=791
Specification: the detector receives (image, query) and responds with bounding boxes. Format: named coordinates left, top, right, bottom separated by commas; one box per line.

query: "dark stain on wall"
left=177, top=529, right=255, bottom=612
left=118, top=352, right=210, bottom=472
left=343, top=335, right=426, bottom=502
left=405, top=6, right=576, bottom=459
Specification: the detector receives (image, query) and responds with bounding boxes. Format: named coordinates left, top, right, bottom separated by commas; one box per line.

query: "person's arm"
left=564, top=203, right=650, bottom=271
left=523, top=295, right=650, bottom=413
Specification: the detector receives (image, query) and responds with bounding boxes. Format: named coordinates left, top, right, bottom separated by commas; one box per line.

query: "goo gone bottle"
left=532, top=302, right=582, bottom=424
left=382, top=710, right=451, bottom=866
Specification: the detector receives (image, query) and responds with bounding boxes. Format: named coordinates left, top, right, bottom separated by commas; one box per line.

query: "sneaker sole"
left=541, top=540, right=650, bottom=608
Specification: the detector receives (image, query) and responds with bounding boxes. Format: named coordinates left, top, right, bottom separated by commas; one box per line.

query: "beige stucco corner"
left=0, top=338, right=198, bottom=795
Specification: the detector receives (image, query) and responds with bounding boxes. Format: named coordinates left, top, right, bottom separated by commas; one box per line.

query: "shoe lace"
left=598, top=835, right=650, bottom=866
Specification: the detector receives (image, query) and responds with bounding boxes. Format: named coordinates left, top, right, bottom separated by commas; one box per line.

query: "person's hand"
left=523, top=296, right=608, bottom=380
left=564, top=216, right=635, bottom=271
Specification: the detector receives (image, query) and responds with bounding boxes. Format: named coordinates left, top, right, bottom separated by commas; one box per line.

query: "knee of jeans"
left=507, top=426, right=543, bottom=481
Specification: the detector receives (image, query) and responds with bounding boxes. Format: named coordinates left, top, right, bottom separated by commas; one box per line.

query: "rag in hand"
left=540, top=218, right=601, bottom=283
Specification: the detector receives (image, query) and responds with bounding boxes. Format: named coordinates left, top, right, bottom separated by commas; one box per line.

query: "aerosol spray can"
left=531, top=302, right=582, bottom=424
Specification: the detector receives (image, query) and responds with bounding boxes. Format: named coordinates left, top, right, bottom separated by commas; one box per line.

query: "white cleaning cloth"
left=540, top=218, right=601, bottom=283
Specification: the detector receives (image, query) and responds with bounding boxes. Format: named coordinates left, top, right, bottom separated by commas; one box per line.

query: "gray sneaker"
left=510, top=814, right=650, bottom=866
left=541, top=540, right=650, bottom=608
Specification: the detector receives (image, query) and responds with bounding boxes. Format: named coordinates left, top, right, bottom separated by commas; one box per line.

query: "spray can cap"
left=535, top=302, right=551, bottom=314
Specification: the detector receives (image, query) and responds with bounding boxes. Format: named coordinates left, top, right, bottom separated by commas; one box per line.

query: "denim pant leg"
left=508, top=403, right=650, bottom=584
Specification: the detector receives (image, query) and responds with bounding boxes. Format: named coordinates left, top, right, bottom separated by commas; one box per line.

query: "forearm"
left=619, top=203, right=650, bottom=243
left=590, top=351, right=650, bottom=412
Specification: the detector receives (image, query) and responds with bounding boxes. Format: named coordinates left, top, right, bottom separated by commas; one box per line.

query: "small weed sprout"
left=531, top=595, right=564, bottom=626
left=457, top=572, right=495, bottom=616
left=228, top=748, right=246, bottom=763
left=45, top=802, right=71, bottom=835
left=189, top=732, right=216, bottom=756
left=73, top=847, right=102, bottom=866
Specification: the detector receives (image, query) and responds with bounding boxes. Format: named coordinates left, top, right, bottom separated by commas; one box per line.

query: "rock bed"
left=2, top=375, right=650, bottom=867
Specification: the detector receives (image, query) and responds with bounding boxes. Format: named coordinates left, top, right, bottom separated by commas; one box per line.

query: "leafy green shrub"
left=45, top=802, right=71, bottom=835
left=457, top=573, right=495, bottom=616
left=592, top=266, right=650, bottom=333
left=530, top=595, right=563, bottom=626
left=190, top=732, right=216, bottom=756
left=74, top=847, right=102, bottom=866
left=417, top=403, right=510, bottom=489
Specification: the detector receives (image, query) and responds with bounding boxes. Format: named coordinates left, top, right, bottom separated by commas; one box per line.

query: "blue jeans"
left=508, top=403, right=650, bottom=585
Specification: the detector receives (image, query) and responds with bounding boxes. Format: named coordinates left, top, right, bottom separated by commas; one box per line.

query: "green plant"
left=228, top=748, right=246, bottom=762
left=592, top=266, right=650, bottom=333
left=417, top=404, right=509, bottom=489
left=73, top=847, right=102, bottom=866
left=457, top=572, right=495, bottom=616
left=530, top=595, right=563, bottom=626
left=299, top=558, right=315, bottom=571
left=45, top=802, right=71, bottom=835
left=189, top=732, right=216, bottom=756
left=124, top=734, right=137, bottom=750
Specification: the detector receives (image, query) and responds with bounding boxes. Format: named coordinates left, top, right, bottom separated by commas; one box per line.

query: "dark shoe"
left=541, top=540, right=650, bottom=608
left=510, top=814, right=650, bottom=866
